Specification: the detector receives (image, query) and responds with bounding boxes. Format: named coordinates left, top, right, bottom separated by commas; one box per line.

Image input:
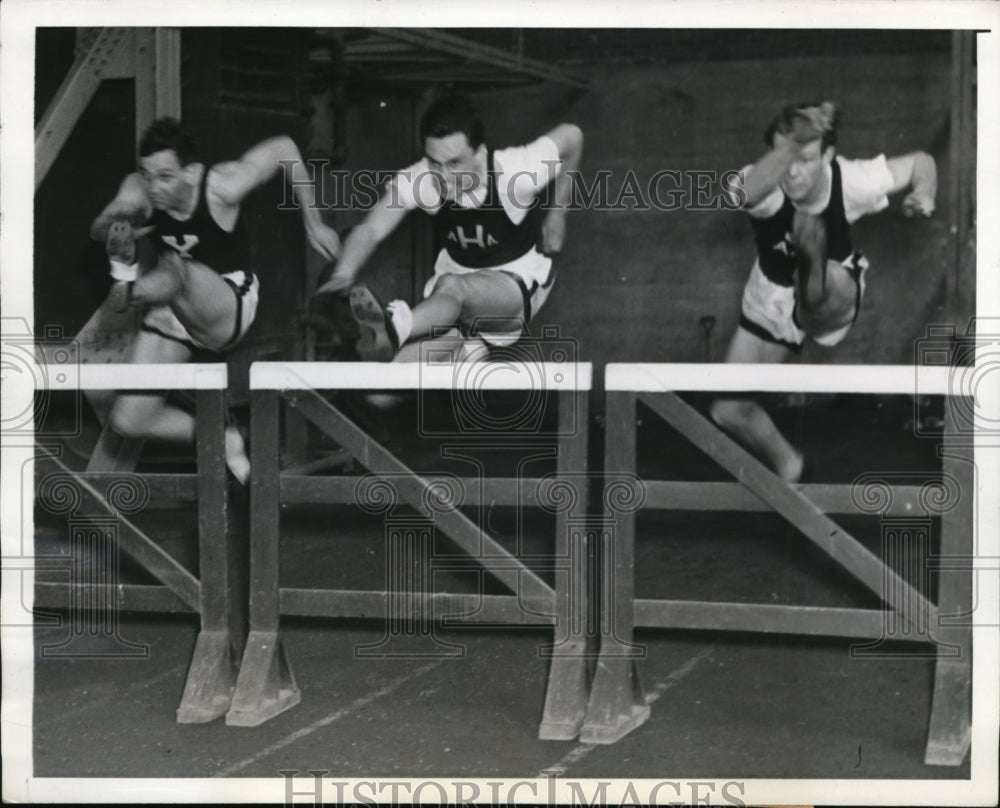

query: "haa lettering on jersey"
left=447, top=224, right=500, bottom=250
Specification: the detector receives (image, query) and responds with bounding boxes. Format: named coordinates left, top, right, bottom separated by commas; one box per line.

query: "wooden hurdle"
left=582, top=363, right=973, bottom=767
left=33, top=363, right=242, bottom=723
left=226, top=360, right=593, bottom=739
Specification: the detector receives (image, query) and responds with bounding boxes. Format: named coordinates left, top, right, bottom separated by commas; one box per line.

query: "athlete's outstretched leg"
left=792, top=209, right=829, bottom=311
left=109, top=330, right=250, bottom=484
left=162, top=255, right=254, bottom=351
left=709, top=327, right=804, bottom=482
left=412, top=271, right=523, bottom=339
left=131, top=265, right=184, bottom=306
left=109, top=330, right=195, bottom=442
left=351, top=270, right=524, bottom=362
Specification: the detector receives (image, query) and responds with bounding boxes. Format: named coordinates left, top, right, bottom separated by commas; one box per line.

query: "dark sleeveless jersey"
left=749, top=158, right=853, bottom=287
left=432, top=149, right=542, bottom=269
left=149, top=167, right=249, bottom=274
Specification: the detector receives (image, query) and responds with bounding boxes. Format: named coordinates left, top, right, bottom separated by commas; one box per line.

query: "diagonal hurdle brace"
left=33, top=363, right=242, bottom=723
left=581, top=363, right=972, bottom=767
left=227, top=360, right=594, bottom=739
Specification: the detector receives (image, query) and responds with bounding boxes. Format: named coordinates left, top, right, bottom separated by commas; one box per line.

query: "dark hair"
left=764, top=102, right=840, bottom=151
left=138, top=117, right=199, bottom=165
left=419, top=94, right=485, bottom=149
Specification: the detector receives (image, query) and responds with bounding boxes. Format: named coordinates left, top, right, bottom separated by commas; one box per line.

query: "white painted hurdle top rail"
left=32, top=362, right=961, bottom=395
left=250, top=361, right=593, bottom=391
left=605, top=363, right=956, bottom=396
left=41, top=363, right=229, bottom=391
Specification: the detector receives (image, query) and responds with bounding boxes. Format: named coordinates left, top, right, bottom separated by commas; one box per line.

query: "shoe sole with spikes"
left=349, top=284, right=397, bottom=362
left=106, top=220, right=138, bottom=264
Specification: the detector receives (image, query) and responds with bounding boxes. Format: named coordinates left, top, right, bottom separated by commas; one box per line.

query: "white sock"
left=109, top=259, right=139, bottom=282
left=224, top=424, right=250, bottom=486
left=386, top=300, right=413, bottom=346
left=778, top=452, right=805, bottom=484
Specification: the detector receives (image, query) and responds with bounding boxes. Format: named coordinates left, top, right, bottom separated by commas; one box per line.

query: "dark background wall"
left=33, top=29, right=965, bottom=376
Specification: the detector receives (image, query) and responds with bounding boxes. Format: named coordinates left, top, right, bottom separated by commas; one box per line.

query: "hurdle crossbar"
left=604, top=362, right=953, bottom=395
left=43, top=362, right=231, bottom=391
left=228, top=361, right=594, bottom=740
left=250, top=360, right=590, bottom=391
left=582, top=363, right=972, bottom=766
left=33, top=363, right=240, bottom=725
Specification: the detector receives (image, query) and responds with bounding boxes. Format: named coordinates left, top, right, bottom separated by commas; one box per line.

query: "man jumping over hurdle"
left=313, top=93, right=583, bottom=362
left=90, top=117, right=340, bottom=483
left=710, top=101, right=937, bottom=482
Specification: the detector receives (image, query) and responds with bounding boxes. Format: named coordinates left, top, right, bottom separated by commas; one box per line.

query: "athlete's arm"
left=538, top=123, right=583, bottom=255
left=314, top=191, right=411, bottom=296
left=90, top=173, right=153, bottom=242
left=209, top=135, right=340, bottom=259
left=885, top=151, right=937, bottom=217
left=736, top=138, right=801, bottom=209
left=736, top=106, right=831, bottom=209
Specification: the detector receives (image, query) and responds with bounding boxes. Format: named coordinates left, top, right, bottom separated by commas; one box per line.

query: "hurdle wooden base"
left=924, top=658, right=973, bottom=765
left=177, top=629, right=239, bottom=723
left=35, top=364, right=242, bottom=724
left=539, top=640, right=594, bottom=741
left=923, top=413, right=975, bottom=766
left=580, top=656, right=649, bottom=744
left=226, top=632, right=300, bottom=727
left=584, top=364, right=973, bottom=764
left=229, top=361, right=593, bottom=738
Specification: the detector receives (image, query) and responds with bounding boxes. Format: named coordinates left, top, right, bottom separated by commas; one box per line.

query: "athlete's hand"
left=539, top=210, right=566, bottom=256
left=787, top=102, right=837, bottom=145
left=902, top=190, right=935, bottom=218
left=305, top=220, right=341, bottom=261
left=313, top=264, right=355, bottom=297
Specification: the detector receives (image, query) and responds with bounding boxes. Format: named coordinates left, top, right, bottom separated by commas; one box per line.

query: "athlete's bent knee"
left=364, top=392, right=405, bottom=411
left=431, top=272, right=468, bottom=300
left=710, top=398, right=754, bottom=430
left=109, top=402, right=147, bottom=440
left=169, top=252, right=194, bottom=284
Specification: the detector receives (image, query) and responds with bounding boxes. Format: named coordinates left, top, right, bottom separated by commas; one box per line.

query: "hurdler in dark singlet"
left=141, top=166, right=258, bottom=351
left=749, top=158, right=853, bottom=287
left=148, top=168, right=250, bottom=274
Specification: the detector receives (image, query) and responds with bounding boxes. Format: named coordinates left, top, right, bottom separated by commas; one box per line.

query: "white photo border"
left=2, top=1, right=998, bottom=804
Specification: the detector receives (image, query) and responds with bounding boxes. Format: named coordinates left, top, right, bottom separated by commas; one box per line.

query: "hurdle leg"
left=924, top=396, right=973, bottom=765
left=283, top=333, right=312, bottom=468
left=86, top=421, right=145, bottom=473
left=227, top=388, right=301, bottom=726
left=540, top=390, right=593, bottom=740
left=177, top=388, right=240, bottom=722
left=580, top=391, right=649, bottom=744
